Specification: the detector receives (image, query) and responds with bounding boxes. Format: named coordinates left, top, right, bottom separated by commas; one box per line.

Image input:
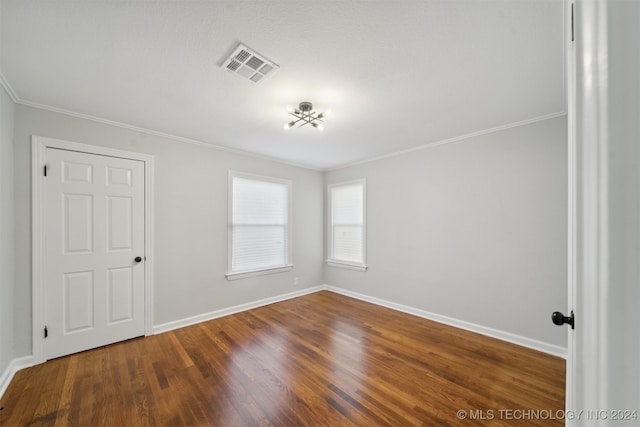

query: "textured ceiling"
left=0, top=0, right=565, bottom=170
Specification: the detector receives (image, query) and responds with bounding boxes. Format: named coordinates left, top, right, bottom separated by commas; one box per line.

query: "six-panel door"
left=45, top=148, right=145, bottom=360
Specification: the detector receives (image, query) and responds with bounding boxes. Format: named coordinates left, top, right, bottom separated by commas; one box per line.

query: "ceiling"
left=0, top=0, right=565, bottom=170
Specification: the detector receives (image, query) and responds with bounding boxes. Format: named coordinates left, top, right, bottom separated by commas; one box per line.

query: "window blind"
left=230, top=175, right=290, bottom=274
left=330, top=181, right=365, bottom=265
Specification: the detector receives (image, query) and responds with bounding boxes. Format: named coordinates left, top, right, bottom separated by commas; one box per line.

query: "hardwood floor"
left=0, top=291, right=565, bottom=426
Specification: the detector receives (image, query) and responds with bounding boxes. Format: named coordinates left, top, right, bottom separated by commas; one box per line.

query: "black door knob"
left=551, top=311, right=575, bottom=329
left=134, top=256, right=142, bottom=263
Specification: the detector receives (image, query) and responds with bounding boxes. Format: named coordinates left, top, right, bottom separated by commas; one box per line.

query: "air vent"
left=222, top=44, right=279, bottom=84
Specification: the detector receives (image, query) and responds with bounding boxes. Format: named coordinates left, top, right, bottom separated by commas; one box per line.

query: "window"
left=327, top=179, right=367, bottom=271
left=227, top=172, right=292, bottom=280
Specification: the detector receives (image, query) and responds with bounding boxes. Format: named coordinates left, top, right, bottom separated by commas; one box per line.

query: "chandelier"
left=283, top=102, right=329, bottom=131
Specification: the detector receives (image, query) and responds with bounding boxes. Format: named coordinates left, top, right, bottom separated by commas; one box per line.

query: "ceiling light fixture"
left=283, top=102, right=330, bottom=131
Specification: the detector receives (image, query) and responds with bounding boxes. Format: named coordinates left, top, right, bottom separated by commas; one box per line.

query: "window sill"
left=226, top=265, right=293, bottom=281
left=326, top=260, right=368, bottom=272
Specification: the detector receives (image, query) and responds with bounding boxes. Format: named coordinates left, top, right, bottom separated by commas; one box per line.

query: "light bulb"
left=284, top=121, right=295, bottom=130
left=317, top=124, right=324, bottom=131
left=286, top=105, right=294, bottom=113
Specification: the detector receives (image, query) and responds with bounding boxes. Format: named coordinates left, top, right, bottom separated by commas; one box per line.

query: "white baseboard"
left=153, top=285, right=325, bottom=335
left=324, top=285, right=568, bottom=359
left=154, top=284, right=566, bottom=358
left=0, top=355, right=34, bottom=399
left=1, top=284, right=565, bottom=399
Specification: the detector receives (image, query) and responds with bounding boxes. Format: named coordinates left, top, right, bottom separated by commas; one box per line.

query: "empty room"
left=0, top=1, right=638, bottom=426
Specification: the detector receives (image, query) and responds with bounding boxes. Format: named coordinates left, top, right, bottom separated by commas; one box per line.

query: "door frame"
left=565, top=0, right=577, bottom=418
left=31, top=136, right=155, bottom=364
left=568, top=0, right=623, bottom=420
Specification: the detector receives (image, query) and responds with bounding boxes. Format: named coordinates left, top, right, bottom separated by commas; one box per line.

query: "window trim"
left=226, top=171, right=293, bottom=280
left=326, top=178, right=367, bottom=271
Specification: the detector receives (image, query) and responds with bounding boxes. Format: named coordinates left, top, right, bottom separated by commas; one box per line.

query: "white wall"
left=0, top=86, right=15, bottom=376
left=9, top=103, right=567, bottom=361
left=325, top=116, right=568, bottom=348
left=604, top=0, right=640, bottom=409
left=12, top=105, right=324, bottom=357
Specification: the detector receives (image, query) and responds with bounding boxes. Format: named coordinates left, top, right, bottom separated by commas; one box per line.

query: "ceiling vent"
left=222, top=44, right=279, bottom=84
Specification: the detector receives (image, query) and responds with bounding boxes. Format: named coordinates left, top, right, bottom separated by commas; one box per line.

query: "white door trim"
left=32, top=136, right=155, bottom=364
left=569, top=0, right=616, bottom=421
left=565, top=0, right=577, bottom=420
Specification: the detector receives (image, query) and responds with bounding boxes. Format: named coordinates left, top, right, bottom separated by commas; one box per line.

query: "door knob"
left=551, top=310, right=574, bottom=329
left=134, top=256, right=142, bottom=263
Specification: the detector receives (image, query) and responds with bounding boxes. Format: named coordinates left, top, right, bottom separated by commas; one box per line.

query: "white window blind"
left=228, top=173, right=292, bottom=279
left=328, top=180, right=366, bottom=270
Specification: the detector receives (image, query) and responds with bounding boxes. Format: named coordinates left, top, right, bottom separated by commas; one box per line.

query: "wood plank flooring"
left=0, top=291, right=565, bottom=426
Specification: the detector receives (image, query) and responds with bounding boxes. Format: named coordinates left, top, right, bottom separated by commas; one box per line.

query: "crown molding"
left=0, top=71, right=18, bottom=102
left=325, top=110, right=568, bottom=171
left=1, top=64, right=319, bottom=171
left=14, top=98, right=323, bottom=172
left=4, top=71, right=566, bottom=174
left=10, top=93, right=567, bottom=174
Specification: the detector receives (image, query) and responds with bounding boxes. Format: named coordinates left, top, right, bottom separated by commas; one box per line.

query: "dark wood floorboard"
left=0, top=291, right=565, bottom=426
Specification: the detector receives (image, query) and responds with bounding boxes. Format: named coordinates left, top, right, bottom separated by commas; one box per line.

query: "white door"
left=44, top=147, right=145, bottom=360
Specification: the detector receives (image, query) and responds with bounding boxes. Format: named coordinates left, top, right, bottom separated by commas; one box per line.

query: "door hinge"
left=571, top=3, right=575, bottom=42
left=44, top=165, right=48, bottom=177
left=44, top=326, right=48, bottom=338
